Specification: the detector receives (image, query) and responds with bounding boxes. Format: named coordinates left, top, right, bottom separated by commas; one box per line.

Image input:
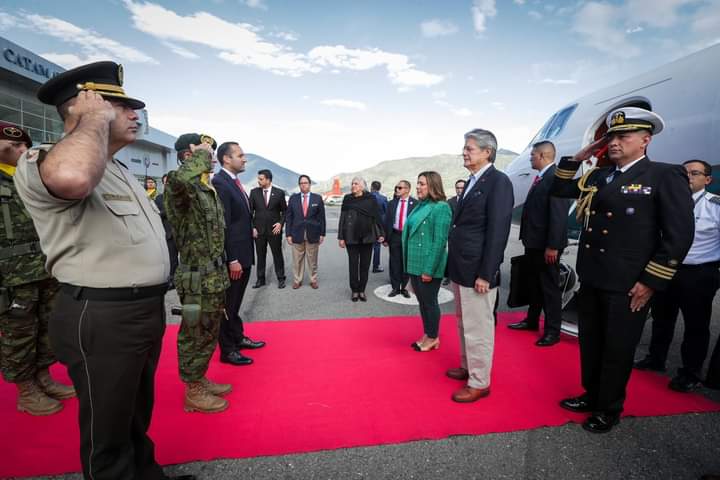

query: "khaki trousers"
left=453, top=283, right=497, bottom=389
left=292, top=236, right=319, bottom=284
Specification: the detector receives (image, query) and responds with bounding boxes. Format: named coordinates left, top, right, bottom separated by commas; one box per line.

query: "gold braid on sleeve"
left=575, top=168, right=598, bottom=227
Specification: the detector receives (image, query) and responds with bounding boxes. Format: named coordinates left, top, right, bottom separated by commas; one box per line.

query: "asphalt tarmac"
left=37, top=206, right=720, bottom=480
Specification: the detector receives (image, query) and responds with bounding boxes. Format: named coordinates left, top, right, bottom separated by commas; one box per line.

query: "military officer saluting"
left=550, top=107, right=695, bottom=433
left=0, top=121, right=74, bottom=415
left=164, top=133, right=232, bottom=414
left=635, top=159, right=720, bottom=392
left=15, top=62, right=193, bottom=479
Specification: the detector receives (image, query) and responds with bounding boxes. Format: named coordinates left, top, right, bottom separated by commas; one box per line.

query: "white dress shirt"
left=683, top=189, right=720, bottom=265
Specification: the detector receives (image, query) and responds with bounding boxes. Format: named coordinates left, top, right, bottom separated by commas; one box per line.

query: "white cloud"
left=420, top=19, right=459, bottom=37
left=452, top=107, right=473, bottom=117
left=273, top=31, right=298, bottom=41
left=626, top=26, right=644, bottom=34
left=434, top=99, right=473, bottom=117
left=124, top=1, right=442, bottom=89
left=540, top=78, right=577, bottom=85
left=625, top=0, right=693, bottom=28
left=163, top=42, right=199, bottom=59
left=491, top=101, right=505, bottom=110
left=528, top=10, right=543, bottom=20
left=514, top=0, right=526, bottom=4
left=242, top=0, right=267, bottom=10
left=432, top=90, right=447, bottom=99
left=572, top=2, right=641, bottom=57
left=691, top=1, right=720, bottom=34
left=308, top=45, right=443, bottom=89
left=471, top=0, right=497, bottom=34
left=320, top=99, right=367, bottom=111
left=0, top=10, right=156, bottom=64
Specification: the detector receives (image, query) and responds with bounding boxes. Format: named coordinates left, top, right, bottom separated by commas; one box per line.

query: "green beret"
left=174, top=133, right=217, bottom=152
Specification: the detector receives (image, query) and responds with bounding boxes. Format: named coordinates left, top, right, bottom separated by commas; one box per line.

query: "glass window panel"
left=22, top=113, right=44, bottom=131
left=46, top=132, right=61, bottom=143
left=25, top=127, right=43, bottom=144
left=0, top=91, right=21, bottom=109
left=23, top=99, right=44, bottom=116
left=0, top=105, right=21, bottom=125
left=546, top=104, right=578, bottom=139
left=46, top=118, right=64, bottom=135
left=46, top=109, right=62, bottom=123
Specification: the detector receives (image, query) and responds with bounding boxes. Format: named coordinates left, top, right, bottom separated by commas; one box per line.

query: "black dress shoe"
left=239, top=337, right=265, bottom=349
left=358, top=292, right=367, bottom=302
left=536, top=335, right=560, bottom=347
left=668, top=372, right=702, bottom=392
left=388, top=289, right=400, bottom=297
left=633, top=356, right=665, bottom=372
left=400, top=289, right=411, bottom=298
left=507, top=319, right=539, bottom=331
left=277, top=279, right=286, bottom=289
left=252, top=280, right=266, bottom=289
left=220, top=351, right=253, bottom=366
left=352, top=292, right=359, bottom=302
left=582, top=413, right=619, bottom=433
left=559, top=394, right=593, bottom=413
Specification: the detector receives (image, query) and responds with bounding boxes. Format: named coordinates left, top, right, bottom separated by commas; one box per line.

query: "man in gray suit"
left=508, top=141, right=571, bottom=346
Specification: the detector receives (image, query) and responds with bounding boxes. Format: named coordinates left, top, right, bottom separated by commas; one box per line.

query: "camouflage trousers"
left=0, top=278, right=59, bottom=383
left=177, top=291, right=225, bottom=383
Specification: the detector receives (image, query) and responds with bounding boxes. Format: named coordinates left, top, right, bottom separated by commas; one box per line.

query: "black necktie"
left=606, top=168, right=621, bottom=184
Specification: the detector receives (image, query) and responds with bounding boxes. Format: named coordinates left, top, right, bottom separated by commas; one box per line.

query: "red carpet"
left=2, top=312, right=719, bottom=478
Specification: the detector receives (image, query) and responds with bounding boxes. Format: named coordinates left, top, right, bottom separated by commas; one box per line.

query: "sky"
left=1, top=0, right=719, bottom=180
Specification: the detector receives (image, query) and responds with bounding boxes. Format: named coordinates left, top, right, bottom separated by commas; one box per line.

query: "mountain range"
left=240, top=149, right=519, bottom=197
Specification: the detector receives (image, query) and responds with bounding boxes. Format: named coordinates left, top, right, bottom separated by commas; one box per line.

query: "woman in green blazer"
left=402, top=171, right=452, bottom=352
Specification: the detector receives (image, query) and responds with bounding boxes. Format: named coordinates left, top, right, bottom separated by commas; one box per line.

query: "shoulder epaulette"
left=707, top=193, right=720, bottom=205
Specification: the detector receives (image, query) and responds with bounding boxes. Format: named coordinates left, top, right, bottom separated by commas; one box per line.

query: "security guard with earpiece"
left=164, top=133, right=232, bottom=414
left=550, top=107, right=695, bottom=433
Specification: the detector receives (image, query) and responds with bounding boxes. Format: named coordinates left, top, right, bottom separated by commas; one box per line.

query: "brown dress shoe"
left=292, top=282, right=301, bottom=289
left=310, top=281, right=318, bottom=289
left=445, top=367, right=469, bottom=380
left=452, top=386, right=490, bottom=403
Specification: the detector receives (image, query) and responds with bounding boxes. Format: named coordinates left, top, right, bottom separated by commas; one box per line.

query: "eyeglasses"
left=687, top=170, right=709, bottom=177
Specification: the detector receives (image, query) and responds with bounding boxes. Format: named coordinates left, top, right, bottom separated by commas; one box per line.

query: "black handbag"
left=507, top=254, right=531, bottom=308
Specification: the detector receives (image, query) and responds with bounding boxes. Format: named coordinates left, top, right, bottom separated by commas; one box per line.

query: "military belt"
left=187, top=255, right=226, bottom=273
left=0, top=241, right=41, bottom=260
left=60, top=283, right=168, bottom=302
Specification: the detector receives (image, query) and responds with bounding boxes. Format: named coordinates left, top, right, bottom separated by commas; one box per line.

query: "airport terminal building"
left=0, top=36, right=176, bottom=183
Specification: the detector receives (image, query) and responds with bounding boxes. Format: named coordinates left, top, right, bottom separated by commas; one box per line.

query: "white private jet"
left=504, top=43, right=720, bottom=334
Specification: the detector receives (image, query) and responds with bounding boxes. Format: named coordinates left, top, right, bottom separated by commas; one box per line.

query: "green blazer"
left=402, top=200, right=452, bottom=279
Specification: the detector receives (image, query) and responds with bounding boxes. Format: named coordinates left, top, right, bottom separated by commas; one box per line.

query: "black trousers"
left=410, top=275, right=442, bottom=338
left=647, top=262, right=720, bottom=377
left=347, top=243, right=373, bottom=293
left=219, top=266, right=252, bottom=355
left=525, top=248, right=563, bottom=337
left=388, top=231, right=409, bottom=290
left=255, top=233, right=285, bottom=282
left=50, top=291, right=166, bottom=480
left=577, top=284, right=650, bottom=415
left=372, top=241, right=382, bottom=270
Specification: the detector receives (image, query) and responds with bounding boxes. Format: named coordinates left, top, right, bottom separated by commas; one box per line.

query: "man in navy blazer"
left=212, top=142, right=265, bottom=367
left=384, top=180, right=416, bottom=297
left=509, top=141, right=571, bottom=346
left=285, top=175, right=326, bottom=289
left=446, top=128, right=514, bottom=403
left=370, top=181, right=388, bottom=273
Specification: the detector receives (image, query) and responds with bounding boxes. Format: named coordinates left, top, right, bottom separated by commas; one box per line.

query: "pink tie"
left=302, top=194, right=309, bottom=217
left=235, top=179, right=249, bottom=207
left=532, top=176, right=541, bottom=187
left=398, top=199, right=406, bottom=231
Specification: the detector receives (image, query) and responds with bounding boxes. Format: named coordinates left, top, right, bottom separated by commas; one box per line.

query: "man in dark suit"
left=445, top=128, right=514, bottom=403
left=384, top=180, right=416, bottom=297
left=249, top=169, right=287, bottom=289
left=447, top=179, right=466, bottom=216
left=508, top=141, right=571, bottom=346
left=212, top=142, right=265, bottom=366
left=370, top=181, right=388, bottom=273
left=285, top=175, right=326, bottom=289
left=550, top=107, right=694, bottom=433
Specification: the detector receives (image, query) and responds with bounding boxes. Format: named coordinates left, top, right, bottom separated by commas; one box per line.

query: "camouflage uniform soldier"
left=0, top=121, right=74, bottom=415
left=165, top=133, right=232, bottom=413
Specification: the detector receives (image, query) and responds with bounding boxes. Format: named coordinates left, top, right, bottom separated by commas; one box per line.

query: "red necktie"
left=398, top=199, right=406, bottom=231
left=235, top=179, right=249, bottom=207
left=532, top=175, right=541, bottom=187
left=302, top=194, right=309, bottom=217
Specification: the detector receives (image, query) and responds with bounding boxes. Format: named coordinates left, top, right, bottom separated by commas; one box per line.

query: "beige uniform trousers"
left=453, top=282, right=498, bottom=389
left=291, top=234, right=319, bottom=284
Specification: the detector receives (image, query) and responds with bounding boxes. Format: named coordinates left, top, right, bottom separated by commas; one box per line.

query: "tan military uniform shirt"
left=14, top=145, right=170, bottom=287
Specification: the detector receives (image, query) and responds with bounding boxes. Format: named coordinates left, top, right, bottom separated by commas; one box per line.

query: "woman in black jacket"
left=338, top=177, right=385, bottom=301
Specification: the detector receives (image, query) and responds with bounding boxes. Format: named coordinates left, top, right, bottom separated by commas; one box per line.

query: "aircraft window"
left=545, top=104, right=577, bottom=139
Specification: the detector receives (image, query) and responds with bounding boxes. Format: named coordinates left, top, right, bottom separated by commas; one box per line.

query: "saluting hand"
left=628, top=281, right=654, bottom=312
left=66, top=91, right=116, bottom=132
left=572, top=137, right=608, bottom=163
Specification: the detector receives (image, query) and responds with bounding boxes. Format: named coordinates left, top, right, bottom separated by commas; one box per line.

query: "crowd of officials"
left=1, top=60, right=720, bottom=480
